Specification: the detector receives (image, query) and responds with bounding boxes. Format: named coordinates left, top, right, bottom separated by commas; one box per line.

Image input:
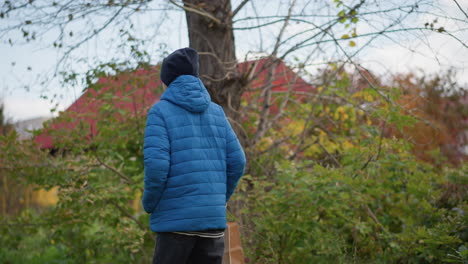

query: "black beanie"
left=160, top=47, right=199, bottom=86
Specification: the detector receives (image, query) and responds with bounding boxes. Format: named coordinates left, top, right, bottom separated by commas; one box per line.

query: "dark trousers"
left=152, top=232, right=224, bottom=264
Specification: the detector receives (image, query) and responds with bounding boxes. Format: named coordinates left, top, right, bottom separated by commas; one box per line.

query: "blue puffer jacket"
left=142, top=75, right=246, bottom=232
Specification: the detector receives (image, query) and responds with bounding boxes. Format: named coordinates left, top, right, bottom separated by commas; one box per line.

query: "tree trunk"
left=183, top=0, right=245, bottom=133
left=183, top=1, right=250, bottom=225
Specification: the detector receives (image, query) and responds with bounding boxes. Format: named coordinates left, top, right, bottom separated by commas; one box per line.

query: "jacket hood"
left=161, top=75, right=211, bottom=113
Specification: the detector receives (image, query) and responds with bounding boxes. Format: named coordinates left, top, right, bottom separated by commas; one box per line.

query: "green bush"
left=0, top=210, right=69, bottom=264
left=0, top=209, right=154, bottom=264
left=241, top=153, right=467, bottom=263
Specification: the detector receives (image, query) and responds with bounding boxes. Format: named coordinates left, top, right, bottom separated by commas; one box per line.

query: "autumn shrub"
left=238, top=149, right=467, bottom=264
left=229, top=67, right=467, bottom=263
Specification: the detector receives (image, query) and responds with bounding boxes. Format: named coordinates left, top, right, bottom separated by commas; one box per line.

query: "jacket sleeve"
left=225, top=116, right=246, bottom=203
left=142, top=107, right=170, bottom=214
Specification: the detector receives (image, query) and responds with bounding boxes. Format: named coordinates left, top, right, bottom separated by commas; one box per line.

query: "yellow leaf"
left=341, top=34, right=350, bottom=39
left=349, top=41, right=356, bottom=47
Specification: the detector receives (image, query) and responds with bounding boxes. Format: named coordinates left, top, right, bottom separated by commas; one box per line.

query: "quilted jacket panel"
left=142, top=75, right=246, bottom=232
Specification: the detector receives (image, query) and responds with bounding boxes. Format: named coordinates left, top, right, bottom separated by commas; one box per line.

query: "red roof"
left=35, top=59, right=314, bottom=149
left=239, top=58, right=313, bottom=93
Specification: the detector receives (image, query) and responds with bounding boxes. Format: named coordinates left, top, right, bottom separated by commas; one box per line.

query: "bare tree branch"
left=172, top=0, right=221, bottom=24
left=252, top=0, right=297, bottom=144
left=94, top=153, right=136, bottom=186
left=452, top=0, right=468, bottom=19
left=108, top=199, right=146, bottom=231
left=232, top=0, right=250, bottom=18
left=54, top=5, right=126, bottom=72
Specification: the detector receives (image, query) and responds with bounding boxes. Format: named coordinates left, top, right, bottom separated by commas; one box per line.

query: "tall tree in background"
left=0, top=103, right=12, bottom=136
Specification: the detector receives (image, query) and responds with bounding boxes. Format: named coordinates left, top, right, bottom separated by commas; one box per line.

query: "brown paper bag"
left=222, top=222, right=245, bottom=264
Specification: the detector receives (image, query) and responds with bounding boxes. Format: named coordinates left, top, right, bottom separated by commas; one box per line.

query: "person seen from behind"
left=142, top=47, right=246, bottom=264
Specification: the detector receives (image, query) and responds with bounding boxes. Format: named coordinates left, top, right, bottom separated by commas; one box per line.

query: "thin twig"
left=365, top=205, right=390, bottom=235
left=108, top=199, right=145, bottom=231
left=94, top=154, right=133, bottom=184
left=317, top=141, right=342, bottom=168
left=55, top=5, right=125, bottom=72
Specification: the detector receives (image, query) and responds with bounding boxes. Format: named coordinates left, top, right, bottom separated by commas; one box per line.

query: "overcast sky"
left=1, top=0, right=467, bottom=122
